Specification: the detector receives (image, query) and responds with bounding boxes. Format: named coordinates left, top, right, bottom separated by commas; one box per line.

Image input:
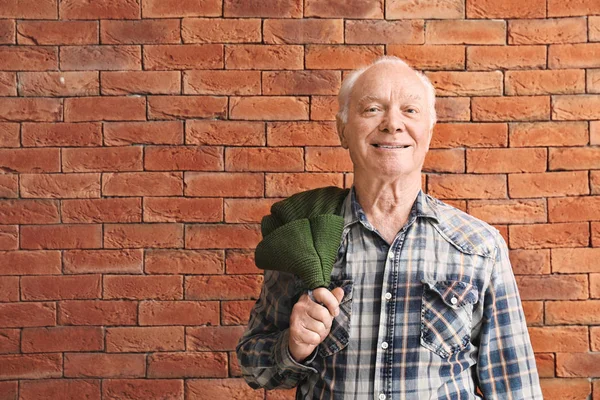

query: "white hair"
left=336, top=56, right=437, bottom=129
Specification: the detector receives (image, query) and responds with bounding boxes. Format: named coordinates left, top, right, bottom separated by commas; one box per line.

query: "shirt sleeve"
left=236, top=268, right=318, bottom=390
left=476, top=233, right=543, bottom=399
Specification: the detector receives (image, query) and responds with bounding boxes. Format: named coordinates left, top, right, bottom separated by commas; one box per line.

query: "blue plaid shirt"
left=237, top=187, right=542, bottom=399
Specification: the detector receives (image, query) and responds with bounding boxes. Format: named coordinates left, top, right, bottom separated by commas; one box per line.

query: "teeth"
left=377, top=145, right=407, bottom=149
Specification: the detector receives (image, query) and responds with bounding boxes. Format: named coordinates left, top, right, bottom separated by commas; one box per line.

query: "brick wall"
left=0, top=0, right=599, bottom=399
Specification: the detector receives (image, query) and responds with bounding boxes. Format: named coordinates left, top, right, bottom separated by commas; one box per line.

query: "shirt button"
left=381, top=341, right=389, bottom=349
left=450, top=297, right=458, bottom=305
left=387, top=252, right=394, bottom=260
left=384, top=292, right=392, bottom=300
left=379, top=394, right=386, bottom=400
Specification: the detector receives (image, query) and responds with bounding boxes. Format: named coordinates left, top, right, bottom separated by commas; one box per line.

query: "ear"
left=336, top=114, right=348, bottom=149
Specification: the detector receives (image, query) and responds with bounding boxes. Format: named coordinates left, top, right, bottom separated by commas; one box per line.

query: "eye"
left=365, top=106, right=379, bottom=113
left=405, top=108, right=419, bottom=114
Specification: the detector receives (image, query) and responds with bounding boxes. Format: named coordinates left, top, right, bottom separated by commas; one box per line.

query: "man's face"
left=337, top=63, right=433, bottom=181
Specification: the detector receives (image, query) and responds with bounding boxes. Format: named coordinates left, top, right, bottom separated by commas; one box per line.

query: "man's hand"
left=288, top=287, right=345, bottom=363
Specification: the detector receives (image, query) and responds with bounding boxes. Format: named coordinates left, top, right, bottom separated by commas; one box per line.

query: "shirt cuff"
left=275, top=329, right=319, bottom=375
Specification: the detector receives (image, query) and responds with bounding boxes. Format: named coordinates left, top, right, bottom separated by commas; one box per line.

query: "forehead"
left=351, top=64, right=426, bottom=104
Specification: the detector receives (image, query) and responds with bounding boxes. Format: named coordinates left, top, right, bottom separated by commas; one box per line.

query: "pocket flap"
left=422, top=280, right=478, bottom=309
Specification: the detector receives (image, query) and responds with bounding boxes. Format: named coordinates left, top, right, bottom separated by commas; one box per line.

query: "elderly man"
left=236, top=56, right=542, bottom=399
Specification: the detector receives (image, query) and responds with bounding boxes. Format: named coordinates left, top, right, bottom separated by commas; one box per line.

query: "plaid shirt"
left=237, top=187, right=542, bottom=399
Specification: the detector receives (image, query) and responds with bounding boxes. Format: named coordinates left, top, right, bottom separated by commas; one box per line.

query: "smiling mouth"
left=372, top=144, right=410, bottom=149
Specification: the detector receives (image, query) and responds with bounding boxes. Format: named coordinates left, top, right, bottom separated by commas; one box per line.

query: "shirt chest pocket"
left=420, top=279, right=479, bottom=359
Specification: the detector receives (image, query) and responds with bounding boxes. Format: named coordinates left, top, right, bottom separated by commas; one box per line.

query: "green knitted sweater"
left=254, top=186, right=350, bottom=290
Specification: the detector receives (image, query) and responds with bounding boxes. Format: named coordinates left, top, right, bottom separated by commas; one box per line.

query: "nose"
left=378, top=108, right=405, bottom=134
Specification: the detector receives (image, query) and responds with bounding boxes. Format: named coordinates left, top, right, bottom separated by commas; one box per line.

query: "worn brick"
left=529, top=326, right=589, bottom=352
left=224, top=198, right=278, bottom=224
left=0, top=46, right=57, bottom=71
left=546, top=300, right=600, bottom=325
left=182, top=18, right=260, bottom=43
left=267, top=122, right=338, bottom=146
left=509, top=171, right=588, bottom=198
left=0, top=226, right=18, bottom=250
left=506, top=69, right=585, bottom=95
left=509, top=121, right=588, bottom=147
left=387, top=45, right=465, bottom=70
left=58, top=300, right=137, bottom=326
left=263, top=70, right=341, bottom=96
left=144, top=146, right=223, bottom=171
left=305, top=45, right=383, bottom=70
left=0, top=98, right=61, bottom=122
left=20, top=224, right=102, bottom=250
left=187, top=326, right=246, bottom=351
left=145, top=249, right=223, bottom=275
left=467, top=148, right=546, bottom=173
left=104, top=223, right=183, bottom=249
left=185, top=224, right=261, bottom=249
left=17, top=21, right=97, bottom=45
left=183, top=70, right=260, bottom=95
left=62, top=198, right=141, bottom=224
left=468, top=199, right=546, bottom=225
left=508, top=17, right=587, bottom=45
left=346, top=20, right=423, bottom=44
left=263, top=19, right=343, bottom=44
left=552, top=247, right=600, bottom=273
left=0, top=329, right=20, bottom=354
left=549, top=43, right=600, bottom=68
left=22, top=122, right=101, bottom=147
left=0, top=250, right=61, bottom=275
left=21, top=275, right=101, bottom=300
left=591, top=16, right=600, bottom=42
left=0, top=20, right=14, bottom=44
left=60, top=45, right=140, bottom=71
left=148, top=352, right=227, bottom=378
left=224, top=0, right=301, bottom=17
left=0, top=72, right=15, bottom=96
left=0, top=0, right=57, bottom=19
left=552, top=95, right=600, bottom=120
left=222, top=300, right=255, bottom=325
left=22, top=327, right=103, bottom=353
left=226, top=250, right=260, bottom=274
left=266, top=173, right=344, bottom=197
left=310, top=96, right=337, bottom=120
left=0, top=277, right=18, bottom=302
left=60, top=0, right=140, bottom=19
left=426, top=71, right=503, bottom=97
left=428, top=174, right=506, bottom=199
left=229, top=96, right=309, bottom=121
left=142, top=0, right=221, bottom=17
left=64, top=354, right=145, bottom=378
left=0, top=199, right=59, bottom=224
left=148, top=96, right=226, bottom=120
left=104, top=121, right=183, bottom=146
left=540, top=378, right=591, bottom=400
left=431, top=123, right=507, bottom=148
left=467, top=0, right=545, bottom=18
left=426, top=20, right=505, bottom=45
left=139, top=301, right=219, bottom=326
left=467, top=45, right=546, bottom=70
left=144, top=44, right=222, bottom=70
left=472, top=96, right=550, bottom=121
left=106, top=327, right=184, bottom=353
left=387, top=0, right=463, bottom=19
left=589, top=69, right=600, bottom=93
left=0, top=123, right=20, bottom=147
left=101, top=19, right=179, bottom=44
left=187, top=379, right=264, bottom=400
left=64, top=249, right=143, bottom=273
left=548, top=0, right=600, bottom=17
left=186, top=275, right=263, bottom=300
left=145, top=197, right=220, bottom=223
left=434, top=97, right=470, bottom=122
left=557, top=353, right=600, bottom=377
left=0, top=303, right=55, bottom=328
left=0, top=354, right=62, bottom=380
left=225, top=44, right=303, bottom=70
left=102, top=172, right=183, bottom=196
left=185, top=172, right=264, bottom=197
left=20, top=173, right=100, bottom=198
left=62, top=147, right=142, bottom=172
left=305, top=0, right=381, bottom=18
left=102, top=379, right=183, bottom=400
left=226, top=147, right=303, bottom=172
left=186, top=120, right=265, bottom=146
left=101, top=71, right=180, bottom=95
left=509, top=249, right=550, bottom=274
left=64, top=96, right=145, bottom=122
left=550, top=147, right=600, bottom=170
left=510, top=223, right=589, bottom=249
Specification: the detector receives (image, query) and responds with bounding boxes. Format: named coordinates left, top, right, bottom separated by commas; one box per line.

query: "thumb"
left=331, top=287, right=344, bottom=304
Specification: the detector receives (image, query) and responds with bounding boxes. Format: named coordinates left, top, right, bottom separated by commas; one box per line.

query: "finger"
left=331, top=287, right=344, bottom=304
left=305, top=305, right=333, bottom=330
left=299, top=315, right=331, bottom=339
left=311, top=287, right=340, bottom=317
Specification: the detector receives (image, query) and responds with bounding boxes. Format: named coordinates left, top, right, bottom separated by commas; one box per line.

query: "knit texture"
left=255, top=186, right=350, bottom=289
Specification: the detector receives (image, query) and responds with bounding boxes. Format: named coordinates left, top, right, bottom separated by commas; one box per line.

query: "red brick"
left=144, top=145, right=223, bottom=171
left=142, top=0, right=221, bottom=17
left=508, top=17, right=587, bottom=45
left=101, top=71, right=179, bottom=95
left=222, top=300, right=255, bottom=325
left=102, top=172, right=183, bottom=196
left=0, top=250, right=61, bottom=275
left=0, top=98, right=61, bottom=122
left=387, top=45, right=465, bottom=70
left=148, top=95, right=226, bottom=120
left=346, top=20, right=422, bottom=44
left=510, top=223, right=589, bottom=249
left=22, top=327, right=103, bottom=353
left=266, top=389, right=297, bottom=400
left=62, top=198, right=142, bottom=224
left=509, top=249, right=551, bottom=274
left=65, top=354, right=145, bottom=378
left=185, top=172, right=264, bottom=197
left=144, top=44, right=222, bottom=70
left=60, top=45, right=140, bottom=71
left=182, top=18, right=260, bottom=43
left=522, top=301, right=543, bottom=325
left=106, top=327, right=184, bottom=352
left=229, top=352, right=243, bottom=377
left=0, top=277, right=18, bottom=302
left=102, top=379, right=183, bottom=400
left=0, top=354, right=61, bottom=380
left=593, top=172, right=600, bottom=195
left=549, top=195, right=600, bottom=223
left=304, top=147, right=352, bottom=172
left=225, top=45, right=303, bottom=70
left=431, top=123, right=507, bottom=148
left=591, top=16, right=600, bottom=42
left=594, top=327, right=600, bottom=351
left=186, top=120, right=264, bottom=146
left=139, top=301, right=219, bottom=326
left=263, top=70, right=341, bottom=96
left=466, top=148, right=546, bottom=173
left=64, top=249, right=143, bottom=274
left=184, top=70, right=260, bottom=95
left=425, top=71, right=503, bottom=97
left=593, top=274, right=600, bottom=298
left=226, top=250, right=260, bottom=274
left=145, top=249, right=224, bottom=274
left=387, top=0, right=463, bottom=19
left=268, top=122, right=337, bottom=147
left=186, top=275, right=263, bottom=300
left=104, top=223, right=183, bottom=248
left=17, top=21, right=97, bottom=45
left=0, top=329, right=19, bottom=354
left=589, top=69, right=600, bottom=93
left=305, top=45, right=383, bottom=70
left=20, top=173, right=100, bottom=198
left=224, top=0, right=302, bottom=17
left=0, top=303, right=55, bottom=328
left=435, top=97, right=471, bottom=121
left=21, top=275, right=101, bottom=300
left=535, top=354, right=555, bottom=378
left=229, top=96, right=308, bottom=121
left=0, top=20, right=14, bottom=44
left=557, top=353, right=600, bottom=377
left=226, top=147, right=303, bottom=172
left=549, top=43, right=600, bottom=68
left=0, top=72, right=15, bottom=95
left=426, top=20, right=505, bottom=45
left=467, top=0, right=545, bottom=18
left=0, top=0, right=57, bottom=19
left=148, top=352, right=227, bottom=379
left=546, top=300, right=600, bottom=324
left=0, top=46, right=57, bottom=71
left=472, top=96, right=550, bottom=121
left=264, top=19, right=343, bottom=44
left=187, top=326, right=246, bottom=351
left=0, top=123, right=19, bottom=147
left=595, top=223, right=600, bottom=248
left=225, top=198, right=278, bottom=223
left=22, top=122, right=101, bottom=147
left=552, top=248, right=600, bottom=273
left=104, top=121, right=183, bottom=146
left=104, top=275, right=182, bottom=300
left=20, top=224, right=102, bottom=250
left=548, top=0, right=600, bottom=17
left=185, top=224, right=261, bottom=249
left=0, top=226, right=18, bottom=250
left=467, top=45, right=546, bottom=70
left=101, top=19, right=179, bottom=44
left=509, top=171, right=588, bottom=198
left=65, top=97, right=145, bottom=122
left=468, top=199, right=546, bottom=225
left=0, top=199, right=59, bottom=224
left=310, top=96, right=337, bottom=121
left=552, top=95, right=600, bottom=120
left=60, top=0, right=140, bottom=19
left=509, top=121, right=588, bottom=147
left=529, top=326, right=589, bottom=352
left=144, top=197, right=221, bottom=223
left=305, top=0, right=381, bottom=17
left=187, top=379, right=264, bottom=400
left=506, top=69, right=585, bottom=96
left=58, top=300, right=137, bottom=326
left=266, top=173, right=344, bottom=197
left=540, top=378, right=591, bottom=400
left=428, top=174, right=506, bottom=200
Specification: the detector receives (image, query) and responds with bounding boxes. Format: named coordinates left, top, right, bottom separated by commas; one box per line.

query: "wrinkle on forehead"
left=351, top=65, right=426, bottom=105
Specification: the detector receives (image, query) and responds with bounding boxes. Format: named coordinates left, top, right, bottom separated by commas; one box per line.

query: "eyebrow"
left=356, top=94, right=423, bottom=106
